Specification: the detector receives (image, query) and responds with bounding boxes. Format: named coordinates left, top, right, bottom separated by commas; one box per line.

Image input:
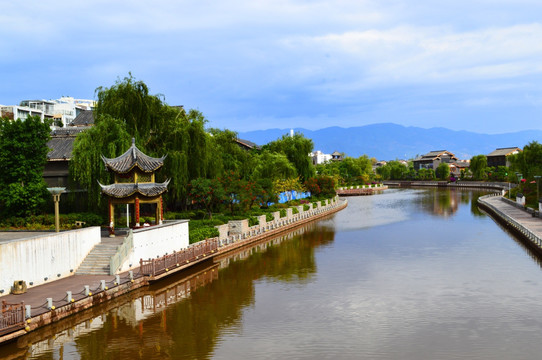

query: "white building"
left=18, top=97, right=96, bottom=127
left=0, top=104, right=46, bottom=121
left=310, top=150, right=332, bottom=165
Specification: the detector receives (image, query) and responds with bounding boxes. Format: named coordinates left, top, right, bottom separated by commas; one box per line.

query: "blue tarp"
left=276, top=190, right=311, bottom=204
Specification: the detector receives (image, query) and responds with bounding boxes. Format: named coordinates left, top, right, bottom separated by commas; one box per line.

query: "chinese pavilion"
left=99, top=138, right=169, bottom=235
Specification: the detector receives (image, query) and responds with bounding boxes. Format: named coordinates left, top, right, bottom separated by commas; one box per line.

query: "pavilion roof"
left=99, top=180, right=170, bottom=198
left=101, top=139, right=166, bottom=173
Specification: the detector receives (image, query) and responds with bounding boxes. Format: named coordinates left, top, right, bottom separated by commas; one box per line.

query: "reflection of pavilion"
left=99, top=138, right=169, bottom=235
left=19, top=265, right=219, bottom=359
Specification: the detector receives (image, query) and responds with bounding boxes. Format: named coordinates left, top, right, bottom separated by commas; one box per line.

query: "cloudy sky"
left=1, top=0, right=541, bottom=133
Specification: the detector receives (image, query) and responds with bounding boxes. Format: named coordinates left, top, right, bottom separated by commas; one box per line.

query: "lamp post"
left=47, top=187, right=65, bottom=232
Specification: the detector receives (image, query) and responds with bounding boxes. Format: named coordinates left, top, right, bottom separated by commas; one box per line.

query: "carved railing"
left=140, top=238, right=220, bottom=276
left=0, top=301, right=25, bottom=336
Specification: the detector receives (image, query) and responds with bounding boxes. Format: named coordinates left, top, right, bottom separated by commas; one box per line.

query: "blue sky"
left=1, top=0, right=541, bottom=134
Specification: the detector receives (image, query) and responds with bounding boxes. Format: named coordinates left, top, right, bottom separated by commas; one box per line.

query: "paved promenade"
left=1, top=273, right=131, bottom=317
left=0, top=199, right=348, bottom=344
left=479, top=195, right=542, bottom=252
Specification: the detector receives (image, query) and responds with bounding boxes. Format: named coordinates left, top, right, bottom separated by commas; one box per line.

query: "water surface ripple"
left=3, top=188, right=542, bottom=360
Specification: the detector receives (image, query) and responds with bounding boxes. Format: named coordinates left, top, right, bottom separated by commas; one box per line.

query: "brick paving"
left=1, top=273, right=133, bottom=317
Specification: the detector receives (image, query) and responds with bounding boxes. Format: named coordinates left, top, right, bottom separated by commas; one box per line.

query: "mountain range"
left=238, top=123, right=542, bottom=161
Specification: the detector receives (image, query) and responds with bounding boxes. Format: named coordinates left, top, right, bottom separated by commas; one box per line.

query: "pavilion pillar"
left=135, top=197, right=140, bottom=227
left=159, top=196, right=164, bottom=225
left=155, top=201, right=160, bottom=226
left=109, top=198, right=115, bottom=237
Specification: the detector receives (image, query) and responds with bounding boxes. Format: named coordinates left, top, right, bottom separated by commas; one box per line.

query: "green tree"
left=94, top=73, right=168, bottom=145
left=435, top=163, right=450, bottom=180
left=377, top=161, right=409, bottom=180
left=469, top=155, right=488, bottom=180
left=265, top=133, right=315, bottom=181
left=81, top=75, right=214, bottom=208
left=418, top=168, right=435, bottom=180
left=0, top=116, right=52, bottom=217
left=509, top=141, right=542, bottom=180
left=188, top=178, right=226, bottom=219
left=252, top=150, right=297, bottom=181
left=70, top=115, right=131, bottom=211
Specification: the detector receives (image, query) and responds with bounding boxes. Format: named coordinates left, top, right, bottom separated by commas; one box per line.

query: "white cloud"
left=280, top=24, right=542, bottom=91
left=1, top=0, right=542, bottom=131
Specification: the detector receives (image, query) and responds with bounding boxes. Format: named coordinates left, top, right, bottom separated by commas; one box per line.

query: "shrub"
left=292, top=207, right=299, bottom=214
left=303, top=204, right=310, bottom=211
left=280, top=209, right=287, bottom=218
left=189, top=227, right=219, bottom=244
left=248, top=216, right=259, bottom=227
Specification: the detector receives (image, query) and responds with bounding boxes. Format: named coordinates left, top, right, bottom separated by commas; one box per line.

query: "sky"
left=1, top=0, right=541, bottom=134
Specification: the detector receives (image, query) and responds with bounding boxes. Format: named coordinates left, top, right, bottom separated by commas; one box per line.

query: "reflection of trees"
left=415, top=188, right=459, bottom=217
left=65, top=224, right=335, bottom=360
left=470, top=192, right=488, bottom=217
left=414, top=188, right=492, bottom=218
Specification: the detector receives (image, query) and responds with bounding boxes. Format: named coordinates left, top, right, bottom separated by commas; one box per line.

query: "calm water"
left=4, top=188, right=542, bottom=360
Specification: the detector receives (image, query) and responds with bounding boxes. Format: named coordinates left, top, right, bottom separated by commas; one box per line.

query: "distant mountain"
left=238, top=123, right=542, bottom=160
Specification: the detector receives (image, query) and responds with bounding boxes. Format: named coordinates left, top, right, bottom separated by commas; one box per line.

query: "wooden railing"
left=140, top=238, right=220, bottom=276
left=0, top=301, right=25, bottom=336
left=139, top=197, right=345, bottom=278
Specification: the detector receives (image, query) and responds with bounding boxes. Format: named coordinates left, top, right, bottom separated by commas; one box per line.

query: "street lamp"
left=47, top=187, right=65, bottom=232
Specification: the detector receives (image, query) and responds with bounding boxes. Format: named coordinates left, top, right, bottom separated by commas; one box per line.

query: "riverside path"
left=478, top=194, right=542, bottom=254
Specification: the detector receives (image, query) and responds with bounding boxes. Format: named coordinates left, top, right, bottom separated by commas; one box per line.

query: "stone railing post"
left=215, top=224, right=229, bottom=240
left=228, top=219, right=249, bottom=236
left=258, top=215, right=267, bottom=229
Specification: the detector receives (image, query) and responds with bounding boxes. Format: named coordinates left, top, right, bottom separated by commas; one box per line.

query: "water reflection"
left=6, top=189, right=542, bottom=360
left=1, top=221, right=335, bottom=360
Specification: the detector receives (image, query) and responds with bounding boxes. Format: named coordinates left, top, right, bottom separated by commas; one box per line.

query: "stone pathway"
left=483, top=196, right=542, bottom=236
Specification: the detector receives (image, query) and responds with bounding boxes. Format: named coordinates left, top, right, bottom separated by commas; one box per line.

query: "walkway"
left=478, top=195, right=542, bottom=253
left=0, top=198, right=347, bottom=344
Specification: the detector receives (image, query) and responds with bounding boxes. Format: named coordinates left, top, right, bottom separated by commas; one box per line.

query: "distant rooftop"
left=487, top=147, right=521, bottom=157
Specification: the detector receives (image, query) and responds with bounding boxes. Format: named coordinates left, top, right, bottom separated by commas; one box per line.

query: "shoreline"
left=0, top=198, right=348, bottom=345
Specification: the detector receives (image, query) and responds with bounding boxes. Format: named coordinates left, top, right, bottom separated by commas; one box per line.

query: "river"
left=3, top=188, right=542, bottom=359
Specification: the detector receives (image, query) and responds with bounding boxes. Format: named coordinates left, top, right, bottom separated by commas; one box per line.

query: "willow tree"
left=91, top=75, right=213, bottom=208
left=70, top=115, right=131, bottom=211
left=252, top=151, right=297, bottom=181
left=265, top=132, right=315, bottom=181
left=207, top=128, right=257, bottom=178
left=94, top=73, right=167, bottom=146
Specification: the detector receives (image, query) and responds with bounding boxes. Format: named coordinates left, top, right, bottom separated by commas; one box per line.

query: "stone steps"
left=75, top=238, right=124, bottom=275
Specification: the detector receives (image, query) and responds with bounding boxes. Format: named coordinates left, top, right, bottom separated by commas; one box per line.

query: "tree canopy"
left=469, top=155, right=488, bottom=180
left=71, top=75, right=319, bottom=213
left=0, top=116, right=51, bottom=217
left=265, top=133, right=315, bottom=181
left=509, top=141, right=542, bottom=180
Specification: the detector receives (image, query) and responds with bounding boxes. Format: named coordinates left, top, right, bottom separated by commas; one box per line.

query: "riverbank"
left=383, top=180, right=512, bottom=191
left=0, top=197, right=347, bottom=345
left=336, top=184, right=388, bottom=196
left=478, top=194, right=542, bottom=256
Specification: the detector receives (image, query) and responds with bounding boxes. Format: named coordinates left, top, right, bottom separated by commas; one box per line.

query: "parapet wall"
left=119, top=220, right=189, bottom=272
left=0, top=227, right=101, bottom=295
